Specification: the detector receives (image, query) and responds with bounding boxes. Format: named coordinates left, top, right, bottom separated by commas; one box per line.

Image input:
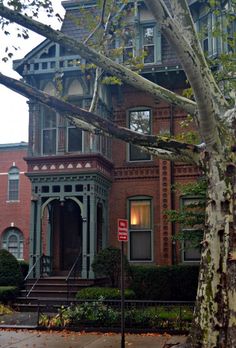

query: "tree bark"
left=188, top=139, right=236, bottom=347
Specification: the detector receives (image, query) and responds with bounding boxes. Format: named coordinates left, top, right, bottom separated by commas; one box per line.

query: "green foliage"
left=0, top=303, right=13, bottom=315
left=18, top=260, right=29, bottom=279
left=0, top=249, right=23, bottom=287
left=129, top=265, right=199, bottom=301
left=39, top=300, right=193, bottom=331
left=0, top=286, right=19, bottom=303
left=76, top=287, right=135, bottom=300
left=102, top=76, right=122, bottom=85
left=92, top=247, right=130, bottom=287
left=166, top=179, right=206, bottom=249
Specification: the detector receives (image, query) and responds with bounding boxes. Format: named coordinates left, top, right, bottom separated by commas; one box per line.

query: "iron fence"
left=36, top=299, right=194, bottom=333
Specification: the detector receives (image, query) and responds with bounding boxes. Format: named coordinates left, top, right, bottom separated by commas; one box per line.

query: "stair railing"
left=24, top=255, right=42, bottom=298
left=66, top=252, right=82, bottom=301
left=24, top=254, right=52, bottom=298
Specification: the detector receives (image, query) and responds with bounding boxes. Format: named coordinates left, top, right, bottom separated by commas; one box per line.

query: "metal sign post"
left=118, top=219, right=128, bottom=348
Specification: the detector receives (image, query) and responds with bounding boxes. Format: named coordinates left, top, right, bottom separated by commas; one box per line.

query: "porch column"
left=102, top=199, right=108, bottom=248
left=35, top=197, right=42, bottom=278
left=88, top=189, right=96, bottom=279
left=28, top=199, right=37, bottom=277
left=81, top=194, right=88, bottom=278
left=28, top=197, right=42, bottom=278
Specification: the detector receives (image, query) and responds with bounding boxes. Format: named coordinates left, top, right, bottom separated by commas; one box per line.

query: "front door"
left=52, top=199, right=82, bottom=273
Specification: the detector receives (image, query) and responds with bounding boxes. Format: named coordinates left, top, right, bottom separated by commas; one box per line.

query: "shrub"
left=0, top=249, right=23, bottom=287
left=18, top=260, right=29, bottom=279
left=130, top=264, right=199, bottom=301
left=92, top=247, right=130, bottom=287
left=0, top=303, right=13, bottom=315
left=76, top=287, right=135, bottom=300
left=0, top=286, right=19, bottom=303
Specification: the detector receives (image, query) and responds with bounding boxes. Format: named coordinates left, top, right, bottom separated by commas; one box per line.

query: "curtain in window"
left=130, top=200, right=150, bottom=229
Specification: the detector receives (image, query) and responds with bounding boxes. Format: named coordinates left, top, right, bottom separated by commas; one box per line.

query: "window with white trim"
left=122, top=26, right=135, bottom=63
left=67, top=125, right=83, bottom=152
left=142, top=23, right=161, bottom=64
left=128, top=109, right=151, bottom=161
left=129, top=198, right=152, bottom=261
left=181, top=197, right=204, bottom=263
left=42, top=106, right=57, bottom=155
left=2, top=228, right=24, bottom=259
left=8, top=167, right=19, bottom=201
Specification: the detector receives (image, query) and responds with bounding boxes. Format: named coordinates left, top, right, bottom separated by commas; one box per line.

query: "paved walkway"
left=0, top=329, right=187, bottom=348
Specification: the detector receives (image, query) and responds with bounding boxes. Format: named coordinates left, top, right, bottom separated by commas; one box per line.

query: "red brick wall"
left=0, top=145, right=31, bottom=261
left=109, top=86, right=200, bottom=265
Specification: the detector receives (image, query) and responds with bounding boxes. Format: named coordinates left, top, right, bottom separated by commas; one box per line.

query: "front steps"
left=14, top=276, right=107, bottom=312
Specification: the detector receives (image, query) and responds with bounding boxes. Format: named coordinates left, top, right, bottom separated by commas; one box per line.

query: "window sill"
left=6, top=200, right=20, bottom=203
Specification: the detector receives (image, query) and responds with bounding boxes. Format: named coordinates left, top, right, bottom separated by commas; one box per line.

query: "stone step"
left=13, top=296, right=76, bottom=312
left=20, top=289, right=77, bottom=298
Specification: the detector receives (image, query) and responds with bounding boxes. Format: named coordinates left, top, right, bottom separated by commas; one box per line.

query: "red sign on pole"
left=118, top=219, right=128, bottom=242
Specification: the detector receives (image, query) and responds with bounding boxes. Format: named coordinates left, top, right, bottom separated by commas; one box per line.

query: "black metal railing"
left=24, top=254, right=52, bottom=298
left=36, top=299, right=194, bottom=334
left=65, top=252, right=82, bottom=300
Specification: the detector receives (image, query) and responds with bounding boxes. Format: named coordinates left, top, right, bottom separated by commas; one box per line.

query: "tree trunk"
left=188, top=149, right=236, bottom=347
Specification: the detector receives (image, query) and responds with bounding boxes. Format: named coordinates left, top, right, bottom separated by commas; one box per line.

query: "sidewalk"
left=0, top=329, right=187, bottom=348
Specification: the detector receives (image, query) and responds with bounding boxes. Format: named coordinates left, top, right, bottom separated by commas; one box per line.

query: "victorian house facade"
left=12, top=0, right=234, bottom=279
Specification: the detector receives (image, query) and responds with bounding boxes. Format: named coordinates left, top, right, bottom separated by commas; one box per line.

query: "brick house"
left=11, top=0, right=233, bottom=278
left=0, top=142, right=31, bottom=261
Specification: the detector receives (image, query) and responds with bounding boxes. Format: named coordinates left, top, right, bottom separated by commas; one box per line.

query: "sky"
left=0, top=1, right=66, bottom=144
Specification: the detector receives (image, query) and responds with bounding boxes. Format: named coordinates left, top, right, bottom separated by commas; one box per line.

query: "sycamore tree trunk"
left=188, top=144, right=236, bottom=347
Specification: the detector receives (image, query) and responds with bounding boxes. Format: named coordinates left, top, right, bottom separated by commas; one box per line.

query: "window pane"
left=43, top=107, right=56, bottom=128
left=129, top=110, right=151, bottom=161
left=123, top=27, right=134, bottom=62
left=9, top=179, right=19, bottom=200
left=43, top=129, right=56, bottom=155
left=144, top=46, right=154, bottom=63
left=8, top=235, right=18, bottom=258
left=68, top=127, right=82, bottom=152
left=123, top=47, right=133, bottom=62
left=130, top=200, right=151, bottom=229
left=184, top=240, right=201, bottom=261
left=129, top=145, right=151, bottom=161
left=130, top=231, right=151, bottom=260
left=129, top=110, right=150, bottom=134
left=143, top=27, right=154, bottom=45
left=143, top=26, right=155, bottom=63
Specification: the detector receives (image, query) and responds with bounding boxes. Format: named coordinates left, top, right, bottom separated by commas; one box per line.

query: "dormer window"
left=143, top=25, right=155, bottom=63
left=123, top=27, right=135, bottom=62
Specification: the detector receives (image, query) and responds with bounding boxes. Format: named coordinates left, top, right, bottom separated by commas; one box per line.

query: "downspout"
left=170, top=104, right=177, bottom=264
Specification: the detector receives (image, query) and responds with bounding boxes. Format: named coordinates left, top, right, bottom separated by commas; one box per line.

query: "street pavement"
left=0, top=329, right=187, bottom=348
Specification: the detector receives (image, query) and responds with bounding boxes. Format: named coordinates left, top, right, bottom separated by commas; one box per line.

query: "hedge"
left=0, top=250, right=23, bottom=287
left=18, top=260, right=29, bottom=279
left=0, top=286, right=19, bottom=303
left=76, top=287, right=135, bottom=300
left=130, top=264, right=199, bottom=301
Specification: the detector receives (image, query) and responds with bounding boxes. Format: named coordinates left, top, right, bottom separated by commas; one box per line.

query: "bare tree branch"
left=0, top=71, right=201, bottom=164
left=83, top=0, right=107, bottom=44
left=144, top=0, right=228, bottom=151
left=0, top=4, right=197, bottom=115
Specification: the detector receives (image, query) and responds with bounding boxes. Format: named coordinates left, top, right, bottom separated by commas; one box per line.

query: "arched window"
left=2, top=228, right=24, bottom=259
left=8, top=167, right=19, bottom=201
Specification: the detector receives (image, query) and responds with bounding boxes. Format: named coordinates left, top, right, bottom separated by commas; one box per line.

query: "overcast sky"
left=0, top=1, right=66, bottom=144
